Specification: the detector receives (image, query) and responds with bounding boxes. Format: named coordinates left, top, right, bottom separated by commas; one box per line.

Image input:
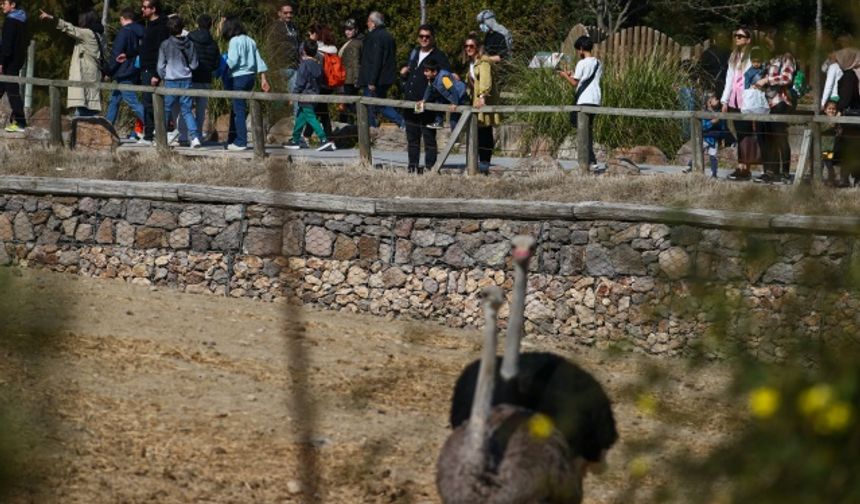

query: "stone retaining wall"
left=1, top=177, right=858, bottom=357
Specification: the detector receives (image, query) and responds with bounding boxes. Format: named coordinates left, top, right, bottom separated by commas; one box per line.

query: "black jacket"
left=401, top=47, right=451, bottom=101
left=0, top=14, right=27, bottom=74
left=358, top=26, right=397, bottom=88
left=139, top=15, right=169, bottom=75
left=187, top=29, right=220, bottom=84
left=110, top=22, right=144, bottom=81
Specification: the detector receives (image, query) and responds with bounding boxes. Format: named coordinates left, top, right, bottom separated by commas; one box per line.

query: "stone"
left=169, top=228, right=191, bottom=249
left=212, top=222, right=242, bottom=251
left=191, top=229, right=211, bottom=251
left=74, top=223, right=93, bottom=242
left=612, top=145, right=668, bottom=165
left=0, top=243, right=10, bottom=265
left=762, top=263, right=794, bottom=284
left=136, top=227, right=166, bottom=249
left=225, top=205, right=244, bottom=222
left=443, top=244, right=472, bottom=268
left=474, top=241, right=509, bottom=267
left=585, top=244, right=614, bottom=277
left=515, top=154, right=564, bottom=172
left=394, top=218, right=414, bottom=238
left=423, top=278, right=439, bottom=294
left=126, top=200, right=151, bottom=225
left=13, top=212, right=34, bottom=242
left=99, top=199, right=124, bottom=218
left=178, top=208, right=203, bottom=227
left=357, top=236, right=379, bottom=260
left=116, top=221, right=135, bottom=247
left=265, top=116, right=294, bottom=144
left=36, top=231, right=60, bottom=246
left=332, top=235, right=358, bottom=261
left=70, top=117, right=120, bottom=151
left=412, top=229, right=436, bottom=247
left=146, top=209, right=178, bottom=229
left=347, top=266, right=368, bottom=286
left=611, top=225, right=639, bottom=245
left=659, top=247, right=691, bottom=280
left=245, top=227, right=283, bottom=256
left=61, top=217, right=78, bottom=237
left=395, top=239, right=413, bottom=264
left=559, top=246, right=585, bottom=275
left=605, top=158, right=640, bottom=176
left=52, top=203, right=75, bottom=219
left=78, top=197, right=97, bottom=215
left=282, top=219, right=305, bottom=256
left=0, top=214, right=12, bottom=241
left=611, top=244, right=647, bottom=275
left=95, top=219, right=114, bottom=244
left=382, top=267, right=408, bottom=288
left=305, top=226, right=334, bottom=257
left=670, top=226, right=702, bottom=247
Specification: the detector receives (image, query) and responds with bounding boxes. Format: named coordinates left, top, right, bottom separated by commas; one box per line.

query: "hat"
left=344, top=18, right=356, bottom=29
left=477, top=10, right=495, bottom=23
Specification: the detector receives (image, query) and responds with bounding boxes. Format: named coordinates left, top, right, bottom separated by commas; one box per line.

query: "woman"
left=827, top=48, right=860, bottom=111
left=304, top=23, right=337, bottom=138
left=221, top=16, right=271, bottom=151
left=39, top=8, right=103, bottom=117
left=463, top=33, right=500, bottom=173
left=338, top=18, right=363, bottom=123
left=754, top=37, right=797, bottom=184
left=721, top=27, right=755, bottom=181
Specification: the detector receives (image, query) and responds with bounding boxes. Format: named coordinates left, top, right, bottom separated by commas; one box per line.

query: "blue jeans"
left=230, top=74, right=256, bottom=147
left=163, top=79, right=199, bottom=141
left=106, top=79, right=145, bottom=124
left=363, top=85, right=404, bottom=128
left=174, top=82, right=209, bottom=142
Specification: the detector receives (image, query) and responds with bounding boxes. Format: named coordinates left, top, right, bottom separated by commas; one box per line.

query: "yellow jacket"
left=468, top=58, right=501, bottom=127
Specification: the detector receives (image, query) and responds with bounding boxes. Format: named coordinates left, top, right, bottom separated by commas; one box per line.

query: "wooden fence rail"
left=0, top=74, right=849, bottom=180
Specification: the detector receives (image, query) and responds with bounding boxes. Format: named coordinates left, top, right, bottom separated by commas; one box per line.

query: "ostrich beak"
left=511, top=235, right=537, bottom=262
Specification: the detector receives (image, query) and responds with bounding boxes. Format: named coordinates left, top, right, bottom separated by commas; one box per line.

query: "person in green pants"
left=284, top=40, right=336, bottom=151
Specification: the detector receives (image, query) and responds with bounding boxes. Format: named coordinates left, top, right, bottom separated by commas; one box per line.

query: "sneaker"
left=316, top=141, right=337, bottom=152
left=427, top=121, right=444, bottom=130
left=283, top=140, right=306, bottom=150
left=4, top=123, right=23, bottom=133
left=682, top=166, right=693, bottom=174
left=226, top=143, right=248, bottom=151
left=753, top=172, right=777, bottom=184
left=727, top=169, right=751, bottom=181
left=781, top=174, right=793, bottom=184
left=167, top=130, right=180, bottom=146
left=136, top=138, right=153, bottom=146
left=189, top=137, right=202, bottom=149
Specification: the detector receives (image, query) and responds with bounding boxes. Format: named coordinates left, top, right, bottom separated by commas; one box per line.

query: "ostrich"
left=437, top=286, right=582, bottom=504
left=449, top=235, right=618, bottom=474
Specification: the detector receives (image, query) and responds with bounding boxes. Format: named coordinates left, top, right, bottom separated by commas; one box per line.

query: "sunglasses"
left=418, top=34, right=432, bottom=40
left=735, top=33, right=750, bottom=39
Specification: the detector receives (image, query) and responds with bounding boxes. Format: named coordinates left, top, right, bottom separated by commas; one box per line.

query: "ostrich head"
left=501, top=235, right=537, bottom=380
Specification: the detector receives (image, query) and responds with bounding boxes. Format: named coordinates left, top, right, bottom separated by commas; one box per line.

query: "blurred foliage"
left=506, top=65, right=573, bottom=154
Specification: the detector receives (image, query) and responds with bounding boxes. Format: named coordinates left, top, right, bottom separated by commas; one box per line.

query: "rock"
left=136, top=227, right=166, bottom=249
left=0, top=214, right=12, bottom=241
left=178, top=208, right=203, bottom=227
left=613, top=145, right=668, bottom=165
left=357, top=236, right=379, bottom=260
left=169, top=228, right=190, bottom=249
left=212, top=222, right=242, bottom=251
left=78, top=197, right=97, bottom=215
left=52, top=203, right=75, bottom=219
left=244, top=227, right=283, bottom=256
left=305, top=226, right=334, bottom=257
left=146, top=209, right=178, bottom=229
left=13, top=212, right=34, bottom=241
left=0, top=243, right=9, bottom=265
left=62, top=217, right=78, bottom=237
left=423, top=278, right=439, bottom=294
left=659, top=247, right=691, bottom=280
left=99, top=199, right=123, bottom=218
left=332, top=235, right=358, bottom=261
left=282, top=219, right=305, bottom=256
left=474, top=241, right=509, bottom=267
left=126, top=200, right=151, bottom=225
left=266, top=116, right=294, bottom=144
left=443, top=244, right=472, bottom=268
left=347, top=266, right=368, bottom=286
left=611, top=244, right=646, bottom=275
left=69, top=117, right=120, bottom=151
left=670, top=226, right=702, bottom=247
left=395, top=239, right=413, bottom=264
left=286, top=480, right=302, bottom=495
left=394, top=218, right=414, bottom=238
left=762, top=263, right=794, bottom=284
left=382, top=267, right=408, bottom=288
left=116, top=221, right=135, bottom=247
left=224, top=205, right=243, bottom=222
left=74, top=223, right=93, bottom=242
left=412, top=229, right=436, bottom=247
left=605, top=157, right=640, bottom=176
left=585, top=244, right=614, bottom=276
left=515, top=155, right=564, bottom=172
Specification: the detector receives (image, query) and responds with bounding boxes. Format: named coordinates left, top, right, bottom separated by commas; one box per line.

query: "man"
left=559, top=36, right=602, bottom=169
left=400, top=24, right=450, bottom=174
left=271, top=2, right=300, bottom=93
left=476, top=10, right=511, bottom=63
left=0, top=0, right=28, bottom=132
left=183, top=14, right=219, bottom=143
left=357, top=11, right=403, bottom=129
left=106, top=7, right=145, bottom=127
left=135, top=0, right=169, bottom=145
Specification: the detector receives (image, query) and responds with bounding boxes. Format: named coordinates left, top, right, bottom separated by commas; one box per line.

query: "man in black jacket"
left=135, top=0, right=169, bottom=144
left=357, top=11, right=403, bottom=129
left=400, top=24, right=450, bottom=174
left=106, top=7, right=145, bottom=126
left=178, top=13, right=219, bottom=143
left=0, top=0, right=28, bottom=132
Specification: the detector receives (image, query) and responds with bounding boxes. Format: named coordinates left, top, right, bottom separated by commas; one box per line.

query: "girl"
left=221, top=16, right=271, bottom=151
left=721, top=27, right=754, bottom=180
left=463, top=33, right=500, bottom=174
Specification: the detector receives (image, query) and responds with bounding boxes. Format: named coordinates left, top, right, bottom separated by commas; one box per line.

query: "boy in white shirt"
left=560, top=36, right=602, bottom=168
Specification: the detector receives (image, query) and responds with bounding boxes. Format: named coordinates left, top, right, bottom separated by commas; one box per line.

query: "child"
left=821, top=98, right=845, bottom=186
left=284, top=40, right=336, bottom=151
left=684, top=94, right=732, bottom=177
left=417, top=60, right=466, bottom=130
left=157, top=16, right=202, bottom=148
left=741, top=47, right=769, bottom=114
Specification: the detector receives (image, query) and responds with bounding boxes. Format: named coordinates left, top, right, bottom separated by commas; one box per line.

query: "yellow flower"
left=628, top=456, right=651, bottom=479
left=813, top=401, right=854, bottom=435
left=748, top=386, right=780, bottom=419
left=636, top=392, right=658, bottom=417
left=527, top=413, right=555, bottom=440
left=797, top=384, right=834, bottom=417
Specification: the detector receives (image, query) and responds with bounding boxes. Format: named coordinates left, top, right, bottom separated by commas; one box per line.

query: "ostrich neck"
left=464, top=305, right=498, bottom=472
left=501, top=261, right=526, bottom=380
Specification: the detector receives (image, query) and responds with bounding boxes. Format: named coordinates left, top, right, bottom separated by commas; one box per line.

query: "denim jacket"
left=422, top=69, right=466, bottom=105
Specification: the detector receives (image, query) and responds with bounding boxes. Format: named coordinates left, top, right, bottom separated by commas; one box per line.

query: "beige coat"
left=56, top=19, right=102, bottom=111
left=468, top=57, right=501, bottom=127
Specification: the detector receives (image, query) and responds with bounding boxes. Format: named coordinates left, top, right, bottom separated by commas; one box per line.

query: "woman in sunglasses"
left=463, top=33, right=500, bottom=174
left=721, top=27, right=756, bottom=181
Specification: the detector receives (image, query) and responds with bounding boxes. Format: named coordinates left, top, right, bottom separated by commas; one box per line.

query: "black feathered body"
left=449, top=352, right=618, bottom=463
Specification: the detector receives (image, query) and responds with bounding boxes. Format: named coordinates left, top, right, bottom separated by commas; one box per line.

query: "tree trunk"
left=101, top=0, right=110, bottom=30
left=420, top=0, right=427, bottom=24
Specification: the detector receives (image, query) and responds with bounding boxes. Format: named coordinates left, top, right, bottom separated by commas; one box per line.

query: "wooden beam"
left=152, top=93, right=168, bottom=156
left=433, top=110, right=472, bottom=172
left=356, top=101, right=372, bottom=166
left=576, top=111, right=592, bottom=174
left=250, top=99, right=266, bottom=159
left=793, top=128, right=812, bottom=185
left=466, top=113, right=479, bottom=176
left=691, top=116, right=705, bottom=174
left=49, top=85, right=63, bottom=148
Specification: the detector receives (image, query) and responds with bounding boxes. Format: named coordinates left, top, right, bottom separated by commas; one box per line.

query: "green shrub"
left=506, top=65, right=574, bottom=155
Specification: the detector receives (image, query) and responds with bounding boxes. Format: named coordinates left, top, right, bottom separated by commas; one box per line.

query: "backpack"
left=94, top=31, right=112, bottom=77
left=322, top=53, right=346, bottom=88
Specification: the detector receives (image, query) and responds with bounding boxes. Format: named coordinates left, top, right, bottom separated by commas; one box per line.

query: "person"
left=559, top=35, right=602, bottom=169
left=284, top=40, right=335, bottom=152
left=271, top=3, right=300, bottom=93
left=827, top=48, right=860, bottom=111
left=721, top=27, right=754, bottom=181
left=135, top=0, right=170, bottom=145
left=754, top=37, right=796, bottom=184
left=0, top=0, right=28, bottom=132
left=221, top=16, right=271, bottom=151
left=39, top=7, right=103, bottom=118
left=740, top=46, right=769, bottom=115
left=418, top=60, right=466, bottom=130
left=698, top=30, right=731, bottom=99
left=338, top=18, right=363, bottom=122
left=821, top=98, right=845, bottom=186
left=463, top=33, right=500, bottom=174
left=157, top=15, right=201, bottom=149
left=400, top=24, right=451, bottom=174
left=303, top=23, right=337, bottom=139
left=476, top=10, right=511, bottom=63
left=358, top=11, right=404, bottom=129
left=105, top=8, right=145, bottom=127
left=685, top=94, right=731, bottom=177
left=181, top=14, right=220, bottom=144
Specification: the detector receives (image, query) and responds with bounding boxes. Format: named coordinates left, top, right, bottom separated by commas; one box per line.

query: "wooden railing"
left=0, top=74, right=854, bottom=181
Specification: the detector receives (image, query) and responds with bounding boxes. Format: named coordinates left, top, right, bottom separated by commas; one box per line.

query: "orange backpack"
left=322, top=53, right=346, bottom=88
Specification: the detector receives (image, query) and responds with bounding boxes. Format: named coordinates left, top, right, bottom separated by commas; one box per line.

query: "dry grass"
left=1, top=145, right=858, bottom=216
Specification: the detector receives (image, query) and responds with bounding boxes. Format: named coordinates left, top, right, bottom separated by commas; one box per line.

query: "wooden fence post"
left=152, top=91, right=168, bottom=155
left=49, top=85, right=63, bottom=148
left=691, top=113, right=705, bottom=174
left=250, top=99, right=266, bottom=159
left=466, top=113, right=479, bottom=176
left=811, top=120, right=822, bottom=181
left=356, top=99, right=372, bottom=166
left=576, top=110, right=592, bottom=174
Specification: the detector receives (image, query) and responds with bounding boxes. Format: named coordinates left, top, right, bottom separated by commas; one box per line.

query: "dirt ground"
left=0, top=268, right=737, bottom=503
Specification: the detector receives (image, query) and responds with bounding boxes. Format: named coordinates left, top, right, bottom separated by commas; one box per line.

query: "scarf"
left=476, top=10, right=512, bottom=53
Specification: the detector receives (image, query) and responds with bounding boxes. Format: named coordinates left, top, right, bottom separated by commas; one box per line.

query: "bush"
left=507, top=65, right=574, bottom=155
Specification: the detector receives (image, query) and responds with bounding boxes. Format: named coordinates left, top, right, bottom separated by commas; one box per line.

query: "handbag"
left=738, top=134, right=762, bottom=165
